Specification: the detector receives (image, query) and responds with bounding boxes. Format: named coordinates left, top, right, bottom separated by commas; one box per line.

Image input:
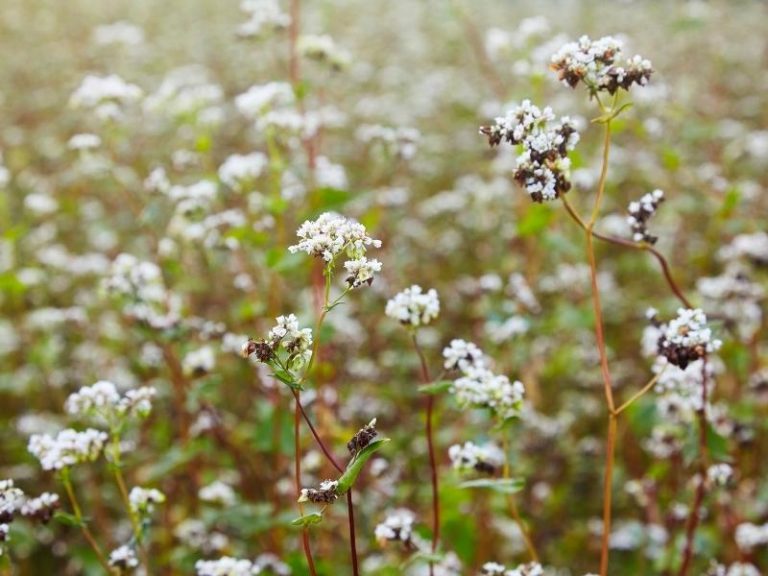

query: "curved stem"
left=678, top=358, right=710, bottom=576
left=61, top=471, right=112, bottom=574
left=291, top=389, right=343, bottom=473
left=411, top=333, right=440, bottom=576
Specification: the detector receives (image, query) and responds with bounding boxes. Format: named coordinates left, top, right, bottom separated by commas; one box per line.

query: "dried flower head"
left=653, top=308, right=721, bottom=369
left=298, top=479, right=339, bottom=504
left=20, top=492, right=60, bottom=523
left=347, top=418, right=378, bottom=457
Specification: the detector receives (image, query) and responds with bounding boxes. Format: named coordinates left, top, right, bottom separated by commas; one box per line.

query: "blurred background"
left=0, top=1, right=766, bottom=574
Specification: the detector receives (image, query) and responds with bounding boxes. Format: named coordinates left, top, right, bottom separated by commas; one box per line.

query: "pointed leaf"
left=337, top=438, right=390, bottom=493
left=418, top=380, right=453, bottom=395
left=459, top=477, right=524, bottom=494
left=290, top=512, right=324, bottom=527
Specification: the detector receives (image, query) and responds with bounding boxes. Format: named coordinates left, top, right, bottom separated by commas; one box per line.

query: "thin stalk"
left=614, top=366, right=667, bottom=416
left=411, top=333, right=440, bottom=576
left=678, top=358, right=710, bottom=576
left=61, top=470, right=112, bottom=574
left=109, top=441, right=150, bottom=569
left=502, top=434, right=538, bottom=561
left=600, top=415, right=617, bottom=576
left=294, top=394, right=317, bottom=576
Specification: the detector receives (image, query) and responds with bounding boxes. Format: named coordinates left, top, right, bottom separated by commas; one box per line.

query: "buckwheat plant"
left=480, top=33, right=728, bottom=576
left=243, top=212, right=386, bottom=576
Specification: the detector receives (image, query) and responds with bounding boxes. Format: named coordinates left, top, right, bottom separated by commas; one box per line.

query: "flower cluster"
left=550, top=35, right=653, bottom=94
left=480, top=100, right=579, bottom=202
left=735, top=522, right=768, bottom=551
left=218, top=152, right=267, bottom=191
left=385, top=285, right=440, bottom=327
left=298, top=480, right=339, bottom=504
left=109, top=545, right=139, bottom=572
left=627, top=189, right=664, bottom=244
left=199, top=481, right=237, bottom=507
left=374, top=508, right=417, bottom=548
left=289, top=213, right=380, bottom=262
left=237, top=0, right=291, bottom=39
left=443, top=339, right=487, bottom=372
left=129, top=487, right=166, bottom=516
left=652, top=308, right=721, bottom=369
left=20, top=492, right=60, bottom=523
left=448, top=441, right=505, bottom=475
left=65, top=381, right=157, bottom=424
left=0, top=480, right=24, bottom=524
left=69, top=74, right=143, bottom=119
left=347, top=418, right=378, bottom=457
left=28, top=428, right=108, bottom=471
left=453, top=366, right=526, bottom=421
left=481, top=562, right=544, bottom=576
left=343, top=256, right=383, bottom=289
left=195, top=556, right=260, bottom=576
left=298, top=34, right=351, bottom=70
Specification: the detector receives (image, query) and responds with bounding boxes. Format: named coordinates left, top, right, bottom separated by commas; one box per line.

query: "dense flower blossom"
left=65, top=381, right=156, bottom=423
left=442, top=339, right=487, bottom=372
left=28, top=429, right=108, bottom=470
left=20, top=492, right=60, bottom=523
left=652, top=308, right=721, bottom=369
left=289, top=213, right=382, bottom=263
left=199, top=481, right=237, bottom=507
left=385, top=285, right=440, bottom=327
left=453, top=367, right=525, bottom=420
left=109, top=545, right=139, bottom=571
left=448, top=441, right=505, bottom=475
left=195, top=556, right=260, bottom=576
left=343, top=257, right=383, bottom=288
left=550, top=35, right=653, bottom=93
left=218, top=152, right=268, bottom=190
left=480, top=100, right=579, bottom=202
left=128, top=487, right=166, bottom=515
left=375, top=509, right=417, bottom=547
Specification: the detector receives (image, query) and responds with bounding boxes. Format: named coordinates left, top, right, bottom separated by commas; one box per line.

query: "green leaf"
left=458, top=477, right=524, bottom=494
left=337, top=438, right=391, bottom=493
left=290, top=512, right=324, bottom=527
left=54, top=511, right=84, bottom=527
left=400, top=550, right=445, bottom=569
left=272, top=370, right=302, bottom=390
left=517, top=204, right=553, bottom=237
left=418, top=380, right=453, bottom=395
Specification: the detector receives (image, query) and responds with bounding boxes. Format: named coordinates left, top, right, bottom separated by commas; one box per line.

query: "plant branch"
left=61, top=470, right=112, bottom=574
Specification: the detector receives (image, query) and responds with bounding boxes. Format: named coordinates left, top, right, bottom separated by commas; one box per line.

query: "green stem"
left=502, top=433, right=538, bottom=561
left=60, top=469, right=112, bottom=574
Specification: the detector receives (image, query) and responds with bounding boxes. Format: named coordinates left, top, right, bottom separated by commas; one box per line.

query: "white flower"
left=129, top=487, right=166, bottom=515
left=385, top=285, right=440, bottom=327
left=707, top=463, right=733, bottom=487
left=289, top=213, right=381, bottom=263
left=735, top=522, right=768, bottom=551
left=235, top=82, right=294, bottom=118
left=238, top=0, right=290, bottom=38
left=183, top=346, right=216, bottom=376
left=343, top=257, right=382, bottom=288
left=627, top=189, right=664, bottom=244
left=20, top=492, right=59, bottom=521
left=453, top=367, right=525, bottom=420
left=448, top=441, right=505, bottom=474
left=70, top=74, right=143, bottom=109
left=657, top=308, right=722, bottom=369
left=218, top=152, right=268, bottom=190
left=267, top=314, right=313, bottom=357
left=195, top=556, right=259, bottom=576
left=68, top=133, right=102, bottom=151
left=199, top=481, right=237, bottom=507
left=28, top=428, right=108, bottom=470
left=109, top=545, right=139, bottom=569
left=443, top=339, right=487, bottom=372
left=0, top=480, right=24, bottom=518
left=375, top=509, right=416, bottom=545
left=65, top=381, right=157, bottom=422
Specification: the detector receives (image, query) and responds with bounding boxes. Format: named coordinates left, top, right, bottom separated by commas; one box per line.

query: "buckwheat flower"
left=119, top=387, right=157, bottom=418
left=480, top=101, right=578, bottom=203
left=93, top=21, right=145, bottom=47
left=707, top=463, right=733, bottom=487
left=70, top=74, right=143, bottom=111
left=65, top=380, right=120, bottom=416
left=109, top=545, right=139, bottom=571
left=0, top=480, right=24, bottom=522
left=253, top=553, right=291, bottom=575
left=452, top=367, right=525, bottom=420
left=183, top=346, right=216, bottom=376
left=718, top=232, right=768, bottom=265
left=385, top=285, right=440, bottom=327
left=0, top=523, right=8, bottom=543
left=656, top=308, right=721, bottom=369
left=443, top=339, right=487, bottom=372
left=506, top=563, right=544, bottom=576
left=20, top=492, right=59, bottom=523
left=344, top=257, right=382, bottom=288
left=375, top=509, right=416, bottom=548
left=448, top=441, right=505, bottom=475
left=289, top=212, right=382, bottom=263
left=128, top=487, right=166, bottom=516
left=68, top=133, right=101, bottom=151
left=268, top=314, right=312, bottom=352
left=481, top=562, right=507, bottom=575
left=28, top=428, right=108, bottom=470
left=235, top=82, right=294, bottom=118
left=347, top=418, right=378, bottom=457
left=723, top=563, right=761, bottom=576
left=298, top=479, right=339, bottom=504
left=218, top=152, right=267, bottom=190
left=550, top=35, right=652, bottom=94
left=298, top=34, right=351, bottom=70
left=196, top=556, right=259, bottom=576
left=735, top=522, right=768, bottom=551
left=199, top=481, right=237, bottom=507
left=238, top=0, right=291, bottom=38
left=627, top=189, right=664, bottom=244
